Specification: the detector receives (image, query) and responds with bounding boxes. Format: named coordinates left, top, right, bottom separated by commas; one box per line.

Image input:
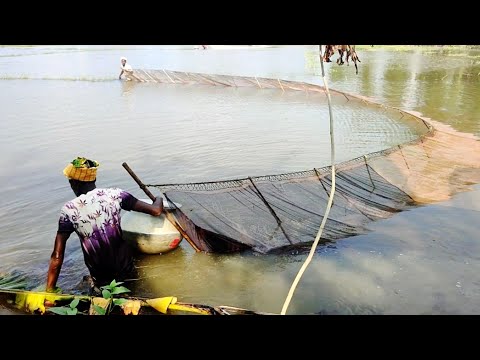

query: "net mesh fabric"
left=129, top=70, right=480, bottom=253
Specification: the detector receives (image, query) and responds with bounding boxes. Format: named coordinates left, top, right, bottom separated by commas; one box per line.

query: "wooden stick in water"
left=122, top=162, right=200, bottom=252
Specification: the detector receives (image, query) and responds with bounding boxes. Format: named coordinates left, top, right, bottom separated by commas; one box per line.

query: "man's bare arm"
left=132, top=197, right=164, bottom=217
left=119, top=69, right=124, bottom=79
left=46, top=232, right=71, bottom=292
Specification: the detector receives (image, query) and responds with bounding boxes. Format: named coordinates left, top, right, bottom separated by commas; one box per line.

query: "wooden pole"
left=122, top=162, right=200, bottom=252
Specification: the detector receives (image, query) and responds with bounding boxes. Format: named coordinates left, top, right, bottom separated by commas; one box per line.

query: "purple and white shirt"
left=58, top=188, right=138, bottom=285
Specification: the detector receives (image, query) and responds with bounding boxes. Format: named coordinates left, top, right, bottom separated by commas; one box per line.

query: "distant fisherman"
left=119, top=56, right=134, bottom=80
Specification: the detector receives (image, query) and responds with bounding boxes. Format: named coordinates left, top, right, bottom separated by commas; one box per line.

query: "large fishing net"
left=128, top=70, right=480, bottom=253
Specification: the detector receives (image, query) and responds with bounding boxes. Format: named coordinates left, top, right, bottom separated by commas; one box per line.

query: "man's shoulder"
left=81, top=188, right=126, bottom=198
left=60, top=193, right=87, bottom=210
left=60, top=197, right=79, bottom=215
left=60, top=188, right=128, bottom=212
left=105, top=187, right=127, bottom=193
left=89, top=187, right=125, bottom=193
left=60, top=188, right=121, bottom=203
left=103, top=187, right=134, bottom=199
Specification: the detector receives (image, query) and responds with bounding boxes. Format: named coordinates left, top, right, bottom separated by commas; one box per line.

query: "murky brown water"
left=1, top=45, right=479, bottom=314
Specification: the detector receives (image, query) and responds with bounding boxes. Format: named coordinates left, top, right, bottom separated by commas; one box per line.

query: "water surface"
left=1, top=45, right=479, bottom=314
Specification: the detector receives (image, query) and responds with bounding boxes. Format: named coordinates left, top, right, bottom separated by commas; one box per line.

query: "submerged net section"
left=130, top=70, right=480, bottom=253
left=153, top=163, right=417, bottom=254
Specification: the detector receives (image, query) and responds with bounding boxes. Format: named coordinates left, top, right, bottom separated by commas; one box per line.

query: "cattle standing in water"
left=323, top=45, right=361, bottom=75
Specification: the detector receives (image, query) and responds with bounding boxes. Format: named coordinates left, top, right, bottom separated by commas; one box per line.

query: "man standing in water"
left=119, top=56, right=134, bottom=80
left=45, top=157, right=164, bottom=297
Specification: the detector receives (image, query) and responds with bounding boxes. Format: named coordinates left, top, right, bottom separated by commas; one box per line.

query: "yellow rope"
left=280, top=45, right=337, bottom=315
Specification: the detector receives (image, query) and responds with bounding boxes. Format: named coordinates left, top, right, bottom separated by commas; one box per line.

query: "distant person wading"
left=119, top=57, right=134, bottom=80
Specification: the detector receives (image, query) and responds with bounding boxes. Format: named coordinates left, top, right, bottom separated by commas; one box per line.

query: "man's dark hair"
left=69, top=179, right=96, bottom=197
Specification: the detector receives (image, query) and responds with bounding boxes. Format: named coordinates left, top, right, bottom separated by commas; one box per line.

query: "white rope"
left=143, top=70, right=157, bottom=83
left=162, top=69, right=175, bottom=83
left=280, top=45, right=337, bottom=315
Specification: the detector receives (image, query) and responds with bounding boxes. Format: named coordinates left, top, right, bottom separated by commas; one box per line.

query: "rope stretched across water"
left=280, top=45, right=337, bottom=315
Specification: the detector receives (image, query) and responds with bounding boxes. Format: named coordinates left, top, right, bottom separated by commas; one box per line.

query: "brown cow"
left=323, top=45, right=361, bottom=74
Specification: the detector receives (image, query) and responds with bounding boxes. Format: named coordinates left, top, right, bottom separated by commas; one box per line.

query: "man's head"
left=121, top=57, right=127, bottom=66
left=68, top=179, right=96, bottom=197
left=63, top=157, right=99, bottom=196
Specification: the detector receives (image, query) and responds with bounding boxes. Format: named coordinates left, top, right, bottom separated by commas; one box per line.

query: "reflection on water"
left=306, top=46, right=480, bottom=136
left=1, top=46, right=480, bottom=314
